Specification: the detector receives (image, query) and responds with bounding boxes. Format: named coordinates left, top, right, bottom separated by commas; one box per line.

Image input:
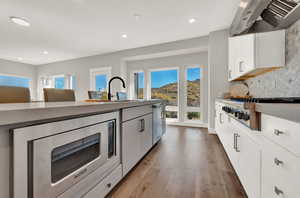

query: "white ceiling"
left=0, top=0, right=239, bottom=65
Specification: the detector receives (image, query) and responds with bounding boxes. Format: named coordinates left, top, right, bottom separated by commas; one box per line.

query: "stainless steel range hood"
left=230, top=0, right=300, bottom=36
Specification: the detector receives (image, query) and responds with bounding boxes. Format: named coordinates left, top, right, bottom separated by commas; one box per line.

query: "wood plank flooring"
left=108, top=126, right=247, bottom=198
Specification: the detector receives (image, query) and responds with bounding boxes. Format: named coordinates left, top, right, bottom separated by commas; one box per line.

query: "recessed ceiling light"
left=121, top=34, right=128, bottom=38
left=10, top=16, right=30, bottom=27
left=17, top=57, right=23, bottom=61
left=239, top=1, right=248, bottom=8
left=43, top=51, right=49, bottom=55
left=189, top=18, right=196, bottom=24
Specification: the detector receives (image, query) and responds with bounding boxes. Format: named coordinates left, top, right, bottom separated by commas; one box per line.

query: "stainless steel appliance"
left=221, top=97, right=300, bottom=130
left=152, top=103, right=166, bottom=144
left=230, top=0, right=300, bottom=36
left=12, top=112, right=120, bottom=198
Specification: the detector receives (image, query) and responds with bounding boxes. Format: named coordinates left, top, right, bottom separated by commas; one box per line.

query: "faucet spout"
left=108, top=76, right=126, bottom=100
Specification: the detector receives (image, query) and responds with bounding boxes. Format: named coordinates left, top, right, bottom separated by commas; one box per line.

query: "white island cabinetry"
left=122, top=105, right=153, bottom=176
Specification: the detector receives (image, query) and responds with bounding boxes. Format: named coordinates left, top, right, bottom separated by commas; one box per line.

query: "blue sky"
left=96, top=74, right=107, bottom=91
left=187, top=68, right=201, bottom=81
left=55, top=77, right=65, bottom=89
left=150, top=68, right=201, bottom=88
left=0, top=75, right=30, bottom=88
left=137, top=72, right=144, bottom=88
left=151, top=70, right=178, bottom=88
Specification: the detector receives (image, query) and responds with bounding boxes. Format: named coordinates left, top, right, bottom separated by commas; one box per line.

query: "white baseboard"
left=167, top=121, right=208, bottom=128
left=208, top=128, right=216, bottom=134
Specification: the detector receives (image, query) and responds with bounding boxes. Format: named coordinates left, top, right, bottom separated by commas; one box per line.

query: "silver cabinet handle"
left=107, top=183, right=112, bottom=188
left=239, top=61, right=244, bottom=72
left=274, top=158, right=284, bottom=166
left=274, top=129, right=284, bottom=136
left=274, top=186, right=284, bottom=196
left=228, top=70, right=232, bottom=79
left=233, top=134, right=236, bottom=150
left=219, top=113, right=223, bottom=124
left=235, top=134, right=240, bottom=152
left=139, top=119, right=145, bottom=132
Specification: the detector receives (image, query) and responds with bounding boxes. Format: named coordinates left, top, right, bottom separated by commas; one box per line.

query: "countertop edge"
left=0, top=100, right=163, bottom=128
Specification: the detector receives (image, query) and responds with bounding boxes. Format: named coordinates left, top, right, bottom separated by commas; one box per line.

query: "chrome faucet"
left=108, top=76, right=126, bottom=100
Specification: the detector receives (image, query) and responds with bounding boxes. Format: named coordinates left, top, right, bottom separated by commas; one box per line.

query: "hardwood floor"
left=108, top=126, right=247, bottom=198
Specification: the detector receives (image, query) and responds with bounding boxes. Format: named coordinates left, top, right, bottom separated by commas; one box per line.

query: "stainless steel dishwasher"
left=152, top=103, right=166, bottom=145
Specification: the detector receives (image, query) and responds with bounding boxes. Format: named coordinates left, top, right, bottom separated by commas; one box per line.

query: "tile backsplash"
left=245, top=19, right=300, bottom=98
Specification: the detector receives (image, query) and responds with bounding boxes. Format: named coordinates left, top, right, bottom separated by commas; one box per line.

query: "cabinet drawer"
left=261, top=114, right=300, bottom=157
left=83, top=165, right=122, bottom=198
left=122, top=105, right=152, bottom=122
left=262, top=139, right=300, bottom=198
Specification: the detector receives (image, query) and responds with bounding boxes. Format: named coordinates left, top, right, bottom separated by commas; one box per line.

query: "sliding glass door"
left=150, top=69, right=178, bottom=121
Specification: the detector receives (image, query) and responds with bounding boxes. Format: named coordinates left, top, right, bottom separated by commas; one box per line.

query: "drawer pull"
left=274, top=186, right=284, bottom=196
left=107, top=183, right=112, bottom=188
left=274, top=158, right=284, bottom=166
left=274, top=129, right=284, bottom=136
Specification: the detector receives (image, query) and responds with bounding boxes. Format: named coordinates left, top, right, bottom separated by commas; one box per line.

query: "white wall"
left=37, top=36, right=208, bottom=100
left=0, top=59, right=37, bottom=99
left=208, top=29, right=230, bottom=132
left=127, top=52, right=208, bottom=124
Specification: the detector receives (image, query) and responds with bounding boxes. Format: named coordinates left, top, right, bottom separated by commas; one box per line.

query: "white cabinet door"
left=237, top=130, right=261, bottom=198
left=122, top=113, right=153, bottom=176
left=122, top=118, right=141, bottom=176
left=215, top=104, right=238, bottom=169
left=140, top=114, right=153, bottom=157
left=238, top=34, right=255, bottom=75
left=226, top=120, right=239, bottom=170
left=228, top=37, right=239, bottom=80
left=228, top=30, right=285, bottom=81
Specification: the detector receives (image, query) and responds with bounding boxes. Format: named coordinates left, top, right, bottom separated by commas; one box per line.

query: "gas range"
left=221, top=97, right=300, bottom=131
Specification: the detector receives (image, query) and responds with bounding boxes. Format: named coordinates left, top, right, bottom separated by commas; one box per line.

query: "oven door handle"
left=74, top=168, right=88, bottom=179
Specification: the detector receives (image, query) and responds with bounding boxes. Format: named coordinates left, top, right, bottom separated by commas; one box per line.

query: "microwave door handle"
left=108, top=121, right=116, bottom=158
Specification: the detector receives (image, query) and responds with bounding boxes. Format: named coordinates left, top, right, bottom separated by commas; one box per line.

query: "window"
left=54, top=76, right=65, bottom=89
left=0, top=75, right=30, bottom=88
left=90, top=67, right=111, bottom=99
left=95, top=74, right=107, bottom=91
left=150, top=69, right=178, bottom=120
left=134, top=72, right=144, bottom=99
left=186, top=67, right=201, bottom=121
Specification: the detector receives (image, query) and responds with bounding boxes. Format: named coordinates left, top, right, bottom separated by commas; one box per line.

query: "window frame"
left=89, top=67, right=112, bottom=91
left=129, top=70, right=145, bottom=99
left=183, top=65, right=204, bottom=123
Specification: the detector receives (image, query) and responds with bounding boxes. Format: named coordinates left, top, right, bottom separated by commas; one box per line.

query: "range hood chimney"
left=230, top=0, right=300, bottom=36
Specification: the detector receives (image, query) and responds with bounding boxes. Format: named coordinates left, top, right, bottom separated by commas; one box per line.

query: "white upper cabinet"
left=228, top=30, right=285, bottom=81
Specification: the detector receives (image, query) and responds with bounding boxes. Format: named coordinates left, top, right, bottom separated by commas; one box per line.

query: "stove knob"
left=238, top=112, right=244, bottom=119
left=234, top=111, right=239, bottom=117
left=243, top=114, right=250, bottom=121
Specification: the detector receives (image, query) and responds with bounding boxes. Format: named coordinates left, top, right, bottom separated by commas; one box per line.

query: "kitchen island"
left=0, top=99, right=165, bottom=198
